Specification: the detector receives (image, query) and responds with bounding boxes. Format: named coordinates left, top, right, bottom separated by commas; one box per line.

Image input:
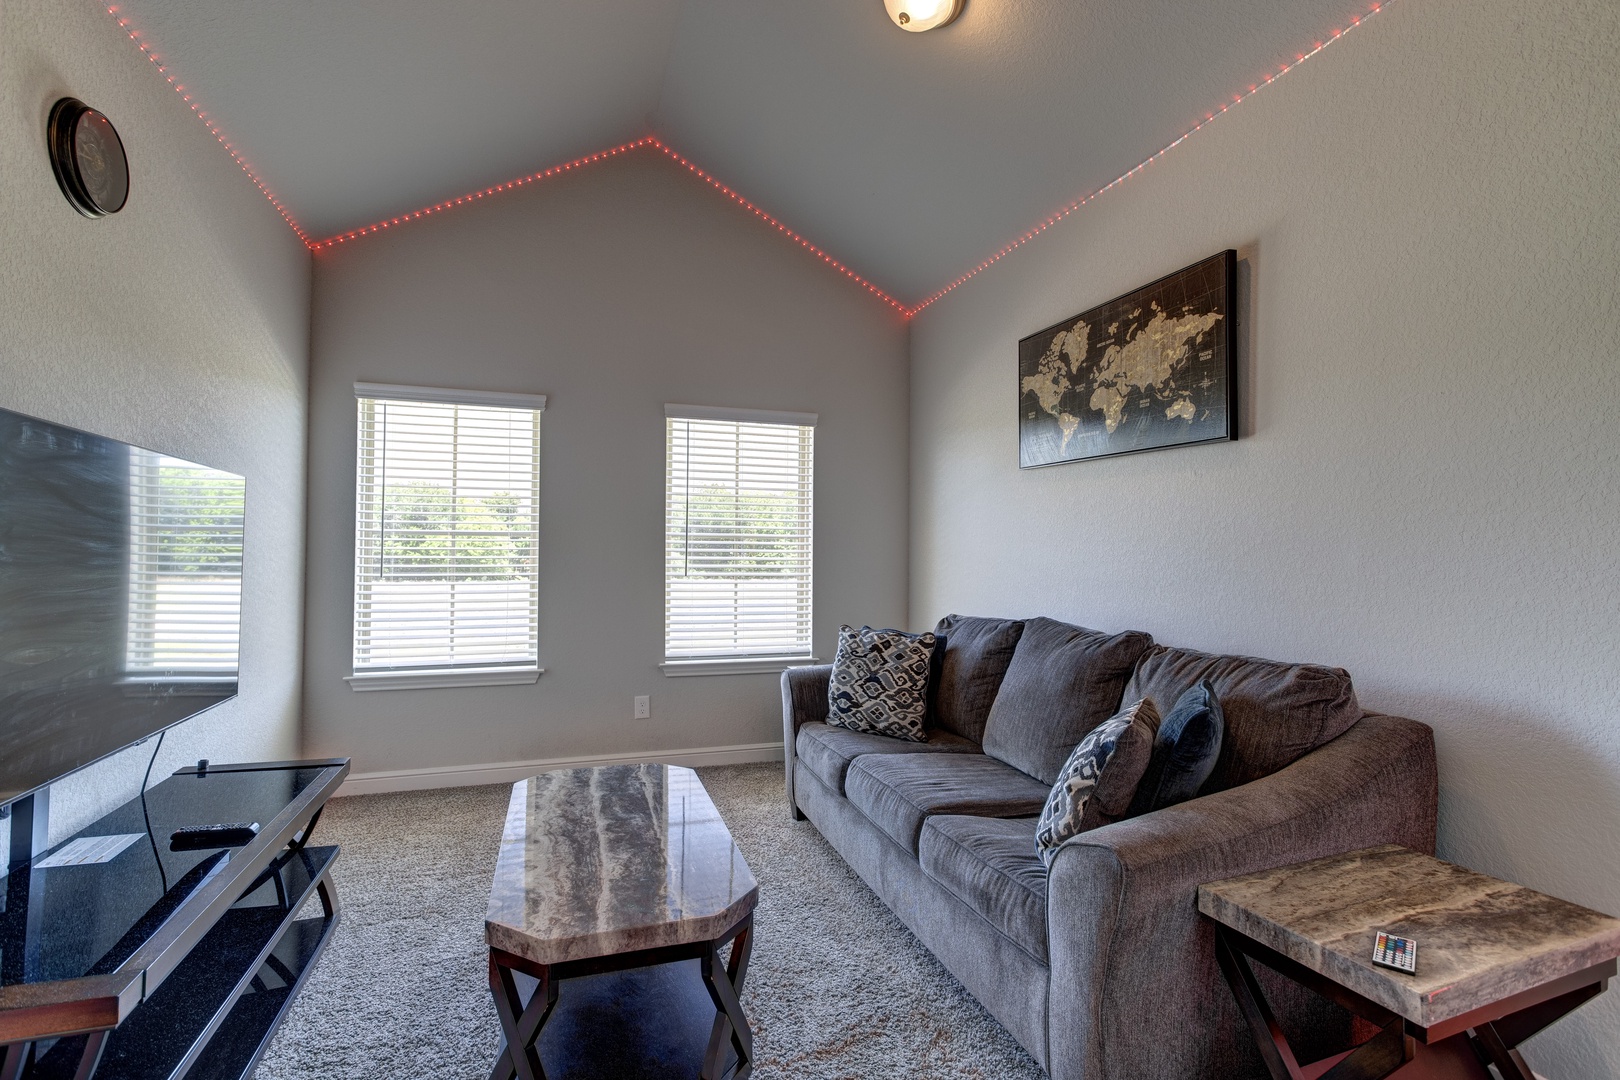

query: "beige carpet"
left=255, top=762, right=1045, bottom=1079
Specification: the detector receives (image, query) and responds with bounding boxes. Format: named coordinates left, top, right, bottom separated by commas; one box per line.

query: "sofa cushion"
left=794, top=721, right=979, bottom=795
left=981, top=617, right=1154, bottom=784
left=846, top=753, right=1051, bottom=856
left=827, top=625, right=938, bottom=741
left=1124, top=644, right=1360, bottom=793
left=928, top=615, right=1025, bottom=743
left=1035, top=698, right=1160, bottom=866
left=1128, top=678, right=1225, bottom=816
left=919, top=815, right=1048, bottom=961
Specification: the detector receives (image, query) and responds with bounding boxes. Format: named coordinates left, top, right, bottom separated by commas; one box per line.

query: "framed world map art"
left=1018, top=250, right=1236, bottom=468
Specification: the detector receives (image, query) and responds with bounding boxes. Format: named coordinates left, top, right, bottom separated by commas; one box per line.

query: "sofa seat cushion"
left=795, top=721, right=979, bottom=795
left=919, top=815, right=1048, bottom=961
left=845, top=753, right=1051, bottom=856
left=981, top=617, right=1155, bottom=785
left=1124, top=644, right=1360, bottom=793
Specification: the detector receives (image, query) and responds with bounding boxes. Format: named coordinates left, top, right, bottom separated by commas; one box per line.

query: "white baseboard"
left=334, top=741, right=785, bottom=797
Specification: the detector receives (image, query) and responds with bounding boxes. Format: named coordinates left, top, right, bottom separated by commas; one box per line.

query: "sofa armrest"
left=1044, top=713, right=1438, bottom=1080
left=781, top=664, right=833, bottom=817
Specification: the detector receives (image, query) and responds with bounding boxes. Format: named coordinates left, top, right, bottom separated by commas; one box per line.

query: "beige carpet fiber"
left=254, top=762, right=1045, bottom=1079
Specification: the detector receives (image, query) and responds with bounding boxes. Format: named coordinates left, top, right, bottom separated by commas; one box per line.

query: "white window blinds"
left=353, top=387, right=543, bottom=673
left=126, top=450, right=244, bottom=674
left=665, top=407, right=814, bottom=661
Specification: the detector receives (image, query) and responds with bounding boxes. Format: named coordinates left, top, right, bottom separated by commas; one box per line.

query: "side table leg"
left=1470, top=1024, right=1536, bottom=1080
left=702, top=917, right=755, bottom=1080
left=1464, top=977, right=1605, bottom=1080
left=1318, top=1020, right=1415, bottom=1080
left=1215, top=928, right=1306, bottom=1080
left=489, top=952, right=557, bottom=1080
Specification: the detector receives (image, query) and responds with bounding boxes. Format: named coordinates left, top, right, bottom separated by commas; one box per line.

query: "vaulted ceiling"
left=111, top=0, right=1385, bottom=303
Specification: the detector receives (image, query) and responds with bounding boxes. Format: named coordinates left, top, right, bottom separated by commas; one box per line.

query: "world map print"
left=1018, top=251, right=1235, bottom=467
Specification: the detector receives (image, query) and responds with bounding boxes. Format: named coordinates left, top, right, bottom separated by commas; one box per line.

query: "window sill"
left=345, top=666, right=544, bottom=692
left=660, top=657, right=820, bottom=678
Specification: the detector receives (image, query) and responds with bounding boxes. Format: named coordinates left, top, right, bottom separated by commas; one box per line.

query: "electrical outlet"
left=634, top=695, right=650, bottom=720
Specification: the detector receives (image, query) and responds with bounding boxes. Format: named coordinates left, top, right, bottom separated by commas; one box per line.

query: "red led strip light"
left=908, top=0, right=1395, bottom=315
left=647, top=138, right=909, bottom=315
left=309, top=137, right=909, bottom=315
left=104, top=5, right=308, bottom=242
left=309, top=137, right=653, bottom=250
left=107, top=0, right=1392, bottom=317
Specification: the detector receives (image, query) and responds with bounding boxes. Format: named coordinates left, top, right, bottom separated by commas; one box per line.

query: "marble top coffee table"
left=1199, top=845, right=1620, bottom=1080
left=485, top=764, right=759, bottom=1080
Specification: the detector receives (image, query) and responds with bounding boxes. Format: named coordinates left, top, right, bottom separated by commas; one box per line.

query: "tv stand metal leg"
left=1, top=1041, right=31, bottom=1080
left=290, top=806, right=326, bottom=851
left=316, top=875, right=338, bottom=921
left=71, top=1030, right=107, bottom=1080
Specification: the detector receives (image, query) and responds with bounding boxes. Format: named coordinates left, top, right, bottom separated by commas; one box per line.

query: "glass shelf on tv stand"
left=0, top=759, right=349, bottom=1080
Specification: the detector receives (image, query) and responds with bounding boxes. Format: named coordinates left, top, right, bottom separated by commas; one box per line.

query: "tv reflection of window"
left=124, top=450, right=243, bottom=677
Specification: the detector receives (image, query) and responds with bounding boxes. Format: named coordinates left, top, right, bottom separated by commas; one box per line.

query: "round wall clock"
left=48, top=98, right=129, bottom=218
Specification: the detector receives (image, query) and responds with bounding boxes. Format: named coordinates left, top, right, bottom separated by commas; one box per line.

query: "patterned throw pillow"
left=1035, top=698, right=1161, bottom=866
left=827, top=625, right=938, bottom=742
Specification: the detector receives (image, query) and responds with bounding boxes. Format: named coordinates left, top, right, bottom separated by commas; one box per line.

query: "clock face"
left=73, top=109, right=128, bottom=214
left=48, top=98, right=129, bottom=218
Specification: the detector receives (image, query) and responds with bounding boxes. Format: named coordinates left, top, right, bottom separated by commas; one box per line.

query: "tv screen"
left=0, top=407, right=243, bottom=804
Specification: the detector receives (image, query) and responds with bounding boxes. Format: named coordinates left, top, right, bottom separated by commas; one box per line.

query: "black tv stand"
left=0, top=758, right=349, bottom=1079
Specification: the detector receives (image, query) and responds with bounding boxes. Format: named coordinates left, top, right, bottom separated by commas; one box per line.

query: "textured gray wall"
left=0, top=0, right=310, bottom=842
left=909, top=0, right=1620, bottom=1073
left=304, top=151, right=908, bottom=775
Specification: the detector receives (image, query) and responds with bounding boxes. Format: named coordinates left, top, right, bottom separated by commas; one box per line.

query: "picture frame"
left=1018, top=249, right=1237, bottom=468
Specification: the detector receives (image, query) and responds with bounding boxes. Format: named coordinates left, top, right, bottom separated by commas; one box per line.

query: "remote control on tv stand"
left=170, top=822, right=260, bottom=851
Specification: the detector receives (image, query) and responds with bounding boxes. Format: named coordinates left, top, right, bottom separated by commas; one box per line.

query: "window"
left=349, top=383, right=544, bottom=690
left=663, top=405, right=816, bottom=675
left=125, top=449, right=244, bottom=676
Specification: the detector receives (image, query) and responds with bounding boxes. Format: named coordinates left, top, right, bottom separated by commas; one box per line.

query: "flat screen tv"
left=0, top=406, right=243, bottom=805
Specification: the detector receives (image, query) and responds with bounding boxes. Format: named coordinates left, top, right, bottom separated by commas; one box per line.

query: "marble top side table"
left=1198, top=845, right=1620, bottom=1080
left=485, top=764, right=759, bottom=1080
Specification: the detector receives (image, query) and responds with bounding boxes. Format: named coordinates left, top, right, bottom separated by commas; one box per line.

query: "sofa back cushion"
left=1123, top=644, right=1360, bottom=793
left=929, top=615, right=1025, bottom=742
left=981, top=617, right=1154, bottom=784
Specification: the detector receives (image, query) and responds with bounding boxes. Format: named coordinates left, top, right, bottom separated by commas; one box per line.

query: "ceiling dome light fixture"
left=884, top=0, right=963, bottom=32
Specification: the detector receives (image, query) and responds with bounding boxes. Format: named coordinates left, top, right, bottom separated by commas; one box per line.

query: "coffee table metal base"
left=489, top=914, right=753, bottom=1080
left=1215, top=926, right=1613, bottom=1080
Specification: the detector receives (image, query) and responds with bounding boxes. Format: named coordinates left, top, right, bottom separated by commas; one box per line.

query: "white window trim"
left=355, top=381, right=548, bottom=411
left=663, top=407, right=815, bottom=669
left=664, top=403, right=817, bottom=427
left=660, top=656, right=820, bottom=678
left=351, top=384, right=544, bottom=682
left=346, top=666, right=544, bottom=692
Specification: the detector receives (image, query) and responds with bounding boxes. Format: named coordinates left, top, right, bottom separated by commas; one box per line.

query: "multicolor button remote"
left=1372, top=931, right=1417, bottom=973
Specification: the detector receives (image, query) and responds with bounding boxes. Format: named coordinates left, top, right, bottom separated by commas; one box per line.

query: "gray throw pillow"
left=1035, top=698, right=1160, bottom=866
left=827, top=625, right=938, bottom=742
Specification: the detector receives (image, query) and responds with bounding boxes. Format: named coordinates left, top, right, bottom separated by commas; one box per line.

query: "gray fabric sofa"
left=781, top=616, right=1438, bottom=1079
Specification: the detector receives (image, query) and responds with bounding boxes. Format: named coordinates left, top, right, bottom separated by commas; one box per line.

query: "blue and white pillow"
left=1035, top=698, right=1159, bottom=866
left=827, top=625, right=938, bottom=742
